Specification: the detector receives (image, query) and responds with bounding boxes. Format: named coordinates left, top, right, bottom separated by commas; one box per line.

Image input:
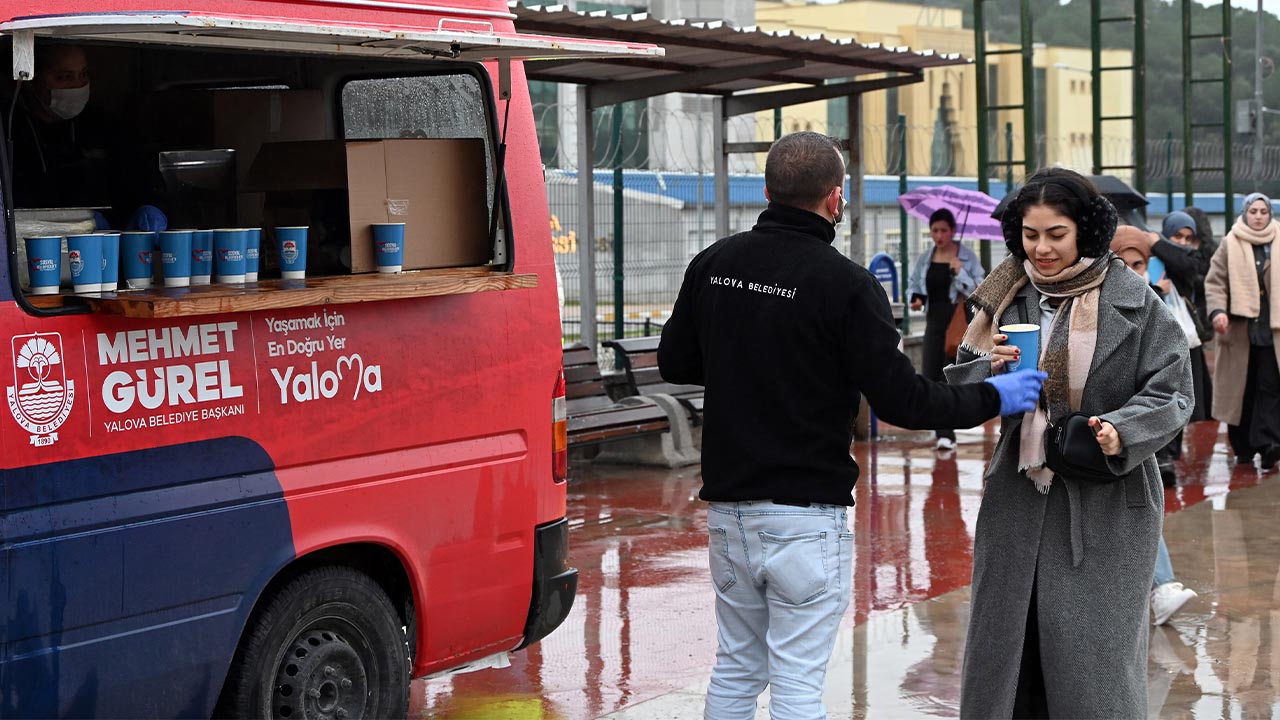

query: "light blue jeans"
left=704, top=501, right=854, bottom=720
left=1153, top=535, right=1175, bottom=588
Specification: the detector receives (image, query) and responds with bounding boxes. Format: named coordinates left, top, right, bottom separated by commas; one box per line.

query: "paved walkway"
left=414, top=420, right=1278, bottom=718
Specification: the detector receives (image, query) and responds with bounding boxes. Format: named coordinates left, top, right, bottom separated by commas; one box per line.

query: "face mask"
left=832, top=192, right=847, bottom=227
left=46, top=83, right=90, bottom=120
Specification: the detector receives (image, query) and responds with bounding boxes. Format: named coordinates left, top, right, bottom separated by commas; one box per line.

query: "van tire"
left=218, top=565, right=409, bottom=720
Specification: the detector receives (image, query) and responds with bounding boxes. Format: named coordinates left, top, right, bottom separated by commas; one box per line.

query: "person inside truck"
left=7, top=43, right=166, bottom=230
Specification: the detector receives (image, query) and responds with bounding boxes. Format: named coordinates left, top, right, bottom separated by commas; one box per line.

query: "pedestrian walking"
left=946, top=168, right=1193, bottom=718
left=1112, top=224, right=1209, bottom=485
left=1177, top=204, right=1218, bottom=333
left=657, top=131, right=1046, bottom=720
left=1205, top=193, right=1280, bottom=470
left=907, top=207, right=987, bottom=451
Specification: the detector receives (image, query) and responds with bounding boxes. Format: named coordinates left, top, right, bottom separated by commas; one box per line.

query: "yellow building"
left=753, top=0, right=1133, bottom=180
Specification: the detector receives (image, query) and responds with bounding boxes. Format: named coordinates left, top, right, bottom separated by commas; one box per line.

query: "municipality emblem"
left=7, top=332, right=74, bottom=446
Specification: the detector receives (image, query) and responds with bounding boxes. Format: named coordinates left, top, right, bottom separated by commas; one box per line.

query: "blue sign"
left=868, top=252, right=899, bottom=301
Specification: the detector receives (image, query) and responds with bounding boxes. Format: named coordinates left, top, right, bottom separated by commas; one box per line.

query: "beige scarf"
left=1224, top=217, right=1280, bottom=330
left=961, top=255, right=1112, bottom=492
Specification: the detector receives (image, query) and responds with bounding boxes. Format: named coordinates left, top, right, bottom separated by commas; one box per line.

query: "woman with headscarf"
left=1113, top=225, right=1211, bottom=480
left=1205, top=193, right=1280, bottom=470
left=947, top=168, right=1192, bottom=717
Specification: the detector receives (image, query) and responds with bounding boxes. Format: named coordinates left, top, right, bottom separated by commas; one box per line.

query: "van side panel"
left=0, top=0, right=574, bottom=701
left=495, top=59, right=567, bottom=525
left=272, top=291, right=548, bottom=674
left=0, top=438, right=294, bottom=718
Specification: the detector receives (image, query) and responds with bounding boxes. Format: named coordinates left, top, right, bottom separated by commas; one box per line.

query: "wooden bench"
left=602, top=336, right=704, bottom=420
left=562, top=343, right=699, bottom=466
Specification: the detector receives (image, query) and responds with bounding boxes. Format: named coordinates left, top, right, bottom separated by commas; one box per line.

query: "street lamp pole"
left=1256, top=0, right=1265, bottom=188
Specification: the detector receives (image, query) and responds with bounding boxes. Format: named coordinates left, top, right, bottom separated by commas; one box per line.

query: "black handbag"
left=1044, top=413, right=1122, bottom=483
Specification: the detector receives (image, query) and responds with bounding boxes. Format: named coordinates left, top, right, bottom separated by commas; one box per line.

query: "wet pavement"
left=414, top=420, right=1280, bottom=719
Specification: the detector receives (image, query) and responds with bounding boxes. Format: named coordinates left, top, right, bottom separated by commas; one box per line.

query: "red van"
left=0, top=3, right=656, bottom=717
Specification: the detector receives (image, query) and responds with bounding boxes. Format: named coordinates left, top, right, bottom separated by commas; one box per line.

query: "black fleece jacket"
left=659, top=204, right=1001, bottom=506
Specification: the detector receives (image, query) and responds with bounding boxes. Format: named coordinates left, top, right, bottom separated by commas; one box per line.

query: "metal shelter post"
left=713, top=95, right=730, bottom=241
left=974, top=0, right=1036, bottom=269
left=612, top=106, right=624, bottom=343
left=576, top=84, right=598, bottom=349
left=1090, top=0, right=1145, bottom=194
left=847, top=93, right=865, bottom=264
left=898, top=113, right=910, bottom=335
left=1181, top=0, right=1233, bottom=213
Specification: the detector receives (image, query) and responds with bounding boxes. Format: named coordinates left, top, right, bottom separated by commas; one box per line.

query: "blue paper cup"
left=191, top=230, right=213, bottom=285
left=121, top=231, right=155, bottom=289
left=999, top=323, right=1041, bottom=373
left=371, top=222, right=405, bottom=274
left=276, top=226, right=308, bottom=279
left=214, top=229, right=248, bottom=283
left=24, top=236, right=62, bottom=295
left=244, top=228, right=261, bottom=281
left=66, top=233, right=103, bottom=293
left=99, top=233, right=120, bottom=292
left=1146, top=255, right=1165, bottom=285
left=159, top=230, right=193, bottom=288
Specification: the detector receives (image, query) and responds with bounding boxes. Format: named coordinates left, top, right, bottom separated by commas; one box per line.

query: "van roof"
left=2, top=10, right=662, bottom=63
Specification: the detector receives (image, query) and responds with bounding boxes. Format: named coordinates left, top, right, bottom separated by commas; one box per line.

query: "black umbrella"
left=990, top=174, right=1150, bottom=220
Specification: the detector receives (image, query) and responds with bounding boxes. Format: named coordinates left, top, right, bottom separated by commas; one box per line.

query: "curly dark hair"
left=928, top=208, right=956, bottom=229
left=1000, top=168, right=1118, bottom=260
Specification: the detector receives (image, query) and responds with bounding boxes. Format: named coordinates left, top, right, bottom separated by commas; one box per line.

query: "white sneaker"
left=1151, top=582, right=1197, bottom=626
left=936, top=437, right=956, bottom=451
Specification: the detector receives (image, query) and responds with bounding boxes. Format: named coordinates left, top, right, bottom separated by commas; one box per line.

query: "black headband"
left=1000, top=175, right=1118, bottom=257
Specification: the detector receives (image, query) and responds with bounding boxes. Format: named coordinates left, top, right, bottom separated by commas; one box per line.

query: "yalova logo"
left=6, top=332, right=75, bottom=446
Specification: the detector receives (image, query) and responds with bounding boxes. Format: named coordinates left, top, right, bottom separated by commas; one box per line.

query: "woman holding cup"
left=946, top=168, right=1193, bottom=718
left=1204, top=193, right=1280, bottom=470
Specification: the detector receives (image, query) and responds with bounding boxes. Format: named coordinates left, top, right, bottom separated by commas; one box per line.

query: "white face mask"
left=46, top=83, right=90, bottom=120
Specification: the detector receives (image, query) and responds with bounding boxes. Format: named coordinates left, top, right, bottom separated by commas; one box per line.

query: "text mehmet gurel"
left=710, top=276, right=798, bottom=299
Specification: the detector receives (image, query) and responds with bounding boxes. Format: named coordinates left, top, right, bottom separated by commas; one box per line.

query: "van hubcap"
left=275, top=629, right=368, bottom=720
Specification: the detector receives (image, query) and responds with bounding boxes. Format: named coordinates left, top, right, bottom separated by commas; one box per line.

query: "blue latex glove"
left=984, top=369, right=1049, bottom=416
left=127, top=205, right=168, bottom=232
left=91, top=210, right=111, bottom=231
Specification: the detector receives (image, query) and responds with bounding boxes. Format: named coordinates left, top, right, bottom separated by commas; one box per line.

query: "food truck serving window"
left=10, top=44, right=529, bottom=317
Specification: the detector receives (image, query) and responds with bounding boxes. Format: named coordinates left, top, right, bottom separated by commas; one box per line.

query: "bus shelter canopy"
left=512, top=1, right=969, bottom=110
left=510, top=2, right=971, bottom=348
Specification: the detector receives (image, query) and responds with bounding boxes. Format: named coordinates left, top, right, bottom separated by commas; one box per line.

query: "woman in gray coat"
left=946, top=169, right=1193, bottom=718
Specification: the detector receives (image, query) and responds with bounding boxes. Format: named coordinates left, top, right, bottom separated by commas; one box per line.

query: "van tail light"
left=553, top=369, right=568, bottom=483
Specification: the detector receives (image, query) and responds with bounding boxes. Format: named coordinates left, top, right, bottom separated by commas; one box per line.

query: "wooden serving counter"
left=25, top=267, right=537, bottom=319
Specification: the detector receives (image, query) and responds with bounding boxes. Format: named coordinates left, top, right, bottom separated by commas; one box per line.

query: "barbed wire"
left=534, top=103, right=1280, bottom=183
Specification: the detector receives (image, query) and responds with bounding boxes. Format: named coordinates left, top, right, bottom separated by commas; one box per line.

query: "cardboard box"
left=245, top=139, right=492, bottom=273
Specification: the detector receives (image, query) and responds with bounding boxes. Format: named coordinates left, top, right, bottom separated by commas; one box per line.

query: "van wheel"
left=219, top=566, right=409, bottom=720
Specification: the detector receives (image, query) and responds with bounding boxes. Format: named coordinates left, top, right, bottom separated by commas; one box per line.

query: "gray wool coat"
left=945, top=259, right=1194, bottom=719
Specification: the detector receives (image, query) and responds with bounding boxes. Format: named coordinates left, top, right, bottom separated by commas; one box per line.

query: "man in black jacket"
left=658, top=132, right=1045, bottom=720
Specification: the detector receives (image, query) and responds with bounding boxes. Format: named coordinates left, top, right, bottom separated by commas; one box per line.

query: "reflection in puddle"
left=416, top=421, right=1280, bottom=719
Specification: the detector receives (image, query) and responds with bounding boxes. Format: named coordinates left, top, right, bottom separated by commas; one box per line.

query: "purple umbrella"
left=896, top=185, right=1004, bottom=241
